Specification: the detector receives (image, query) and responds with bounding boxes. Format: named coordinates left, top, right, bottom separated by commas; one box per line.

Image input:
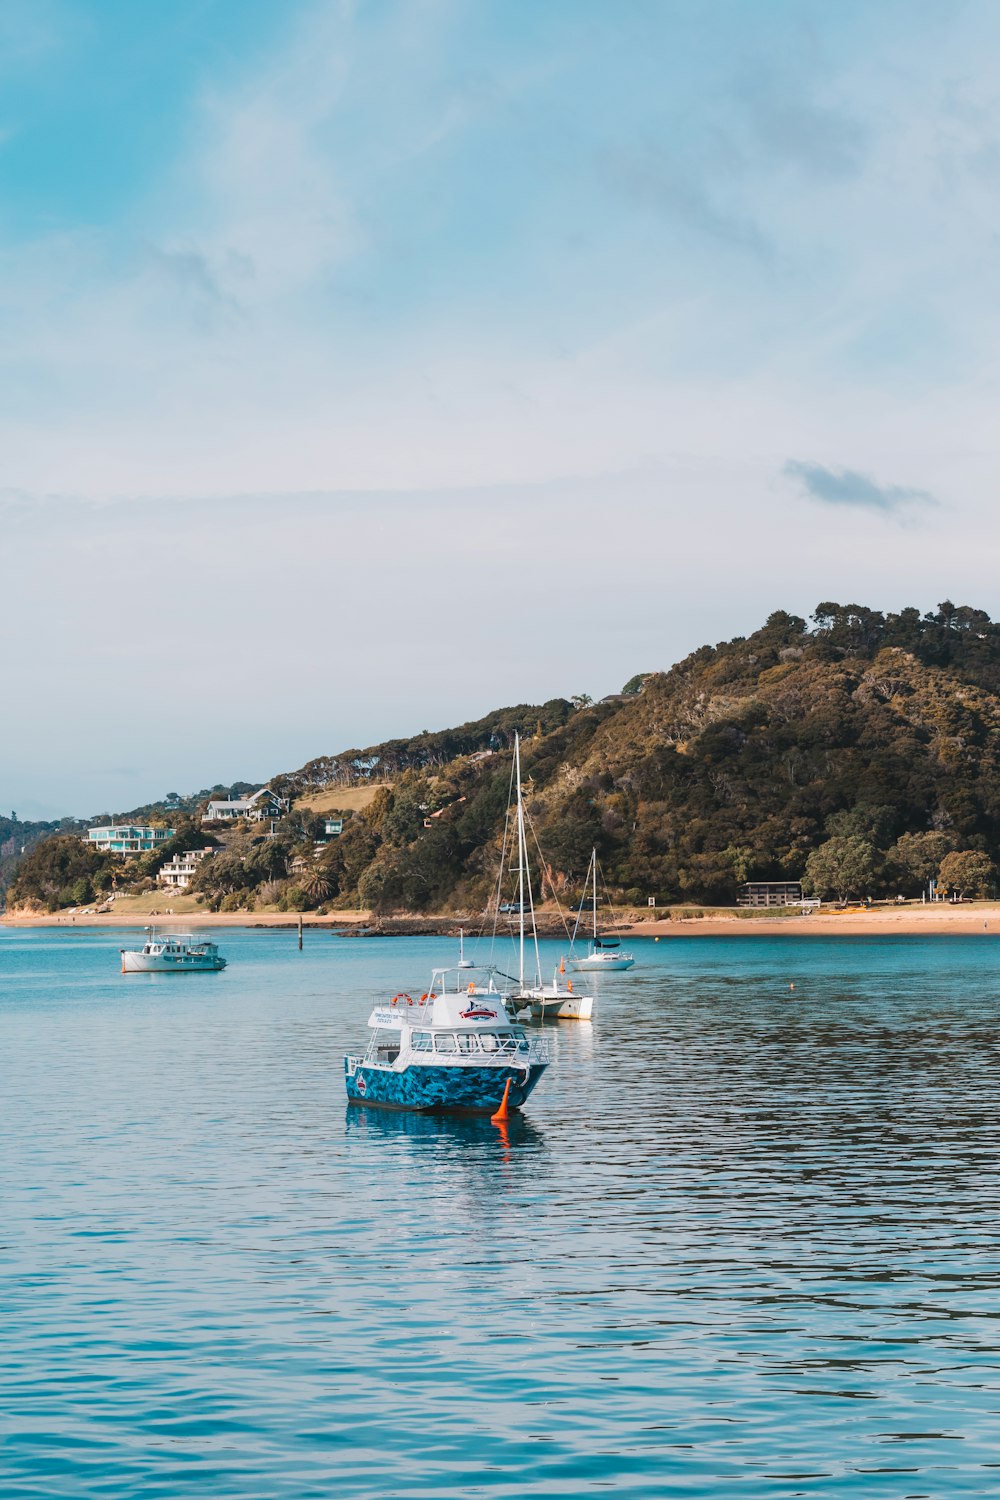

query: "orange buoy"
left=559, top=957, right=565, bottom=975
left=491, top=1077, right=512, bottom=1124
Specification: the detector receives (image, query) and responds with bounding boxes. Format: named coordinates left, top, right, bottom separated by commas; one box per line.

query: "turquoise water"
left=2, top=927, right=1000, bottom=1498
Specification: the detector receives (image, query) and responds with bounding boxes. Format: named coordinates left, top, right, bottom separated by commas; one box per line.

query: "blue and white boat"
left=344, top=965, right=548, bottom=1114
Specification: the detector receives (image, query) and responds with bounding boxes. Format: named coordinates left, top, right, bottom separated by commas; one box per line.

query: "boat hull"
left=528, top=992, right=594, bottom=1022
left=121, top=953, right=226, bottom=973
left=568, top=955, right=634, bottom=972
left=344, top=1058, right=547, bottom=1113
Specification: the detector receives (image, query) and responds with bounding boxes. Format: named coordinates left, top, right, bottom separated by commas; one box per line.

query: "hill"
left=258, top=600, right=1000, bottom=913
left=9, top=601, right=1000, bottom=913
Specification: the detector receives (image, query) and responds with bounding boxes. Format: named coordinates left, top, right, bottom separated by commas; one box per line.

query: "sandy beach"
left=0, top=909, right=373, bottom=930
left=4, top=904, right=1000, bottom=936
left=625, top=906, right=1000, bottom=937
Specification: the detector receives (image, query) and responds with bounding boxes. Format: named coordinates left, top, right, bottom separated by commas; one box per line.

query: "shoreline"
left=3, top=905, right=1000, bottom=936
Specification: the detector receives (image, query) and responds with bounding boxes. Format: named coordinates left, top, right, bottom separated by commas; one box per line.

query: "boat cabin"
left=359, top=966, right=538, bottom=1072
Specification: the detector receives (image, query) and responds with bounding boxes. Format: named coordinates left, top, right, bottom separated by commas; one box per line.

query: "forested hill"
left=0, top=812, right=64, bottom=899
left=260, top=600, right=1000, bottom=910
left=11, top=601, right=1000, bottom=913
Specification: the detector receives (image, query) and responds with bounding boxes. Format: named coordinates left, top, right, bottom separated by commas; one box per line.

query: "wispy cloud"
left=742, top=84, right=869, bottom=180
left=784, top=460, right=936, bottom=514
left=601, top=143, right=770, bottom=259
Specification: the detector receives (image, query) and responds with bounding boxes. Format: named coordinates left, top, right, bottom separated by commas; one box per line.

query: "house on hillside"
left=202, top=787, right=288, bottom=825
left=88, top=825, right=175, bottom=855
left=158, top=849, right=215, bottom=890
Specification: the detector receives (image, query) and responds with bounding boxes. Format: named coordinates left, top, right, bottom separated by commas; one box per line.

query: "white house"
left=157, top=849, right=215, bottom=890
left=202, top=787, right=288, bottom=825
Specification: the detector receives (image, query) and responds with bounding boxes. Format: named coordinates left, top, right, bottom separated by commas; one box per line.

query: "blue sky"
left=4, top=0, right=1000, bottom=816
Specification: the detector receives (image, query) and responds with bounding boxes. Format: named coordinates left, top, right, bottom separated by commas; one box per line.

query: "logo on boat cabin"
left=459, top=1004, right=498, bottom=1021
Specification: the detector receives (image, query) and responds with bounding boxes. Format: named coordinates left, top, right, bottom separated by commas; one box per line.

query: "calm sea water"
left=2, top=926, right=1000, bottom=1498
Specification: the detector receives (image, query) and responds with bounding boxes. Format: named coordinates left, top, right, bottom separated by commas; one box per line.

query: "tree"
left=889, top=831, right=955, bottom=889
left=803, top=837, right=879, bottom=902
left=300, top=866, right=333, bottom=906
left=571, top=693, right=593, bottom=710
left=938, top=850, right=994, bottom=899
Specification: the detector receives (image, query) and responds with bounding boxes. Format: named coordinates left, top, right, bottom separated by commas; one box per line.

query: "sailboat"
left=567, top=849, right=635, bottom=972
left=506, top=734, right=594, bottom=1022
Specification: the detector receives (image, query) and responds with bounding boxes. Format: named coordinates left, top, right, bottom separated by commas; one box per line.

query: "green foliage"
left=803, top=837, right=880, bottom=901
left=937, top=849, right=995, bottom=898
left=889, top=831, right=957, bottom=890
left=8, top=835, right=113, bottom=911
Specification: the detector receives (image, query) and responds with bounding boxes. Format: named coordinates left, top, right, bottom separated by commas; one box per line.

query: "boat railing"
left=368, top=991, right=437, bottom=1016
left=362, top=1025, right=547, bottom=1067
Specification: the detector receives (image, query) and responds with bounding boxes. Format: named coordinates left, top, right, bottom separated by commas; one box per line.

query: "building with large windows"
left=87, top=825, right=175, bottom=855
left=157, top=849, right=214, bottom=889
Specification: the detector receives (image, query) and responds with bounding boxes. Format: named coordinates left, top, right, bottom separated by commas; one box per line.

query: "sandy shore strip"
left=4, top=905, right=1000, bottom=935
left=623, top=905, right=1000, bottom=937
left=0, top=910, right=374, bottom=929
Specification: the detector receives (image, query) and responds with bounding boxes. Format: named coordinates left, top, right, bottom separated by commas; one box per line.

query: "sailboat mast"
left=593, top=848, right=598, bottom=942
left=515, top=734, right=525, bottom=987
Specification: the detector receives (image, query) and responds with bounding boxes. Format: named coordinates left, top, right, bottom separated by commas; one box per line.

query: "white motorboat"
left=120, top=930, right=227, bottom=973
left=502, top=734, right=594, bottom=1022
left=567, top=849, right=635, bottom=972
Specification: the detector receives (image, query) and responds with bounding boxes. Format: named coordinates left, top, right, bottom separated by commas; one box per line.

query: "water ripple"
left=2, top=929, right=1000, bottom=1496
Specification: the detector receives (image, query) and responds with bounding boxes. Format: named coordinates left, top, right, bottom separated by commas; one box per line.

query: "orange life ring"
left=391, top=992, right=412, bottom=1007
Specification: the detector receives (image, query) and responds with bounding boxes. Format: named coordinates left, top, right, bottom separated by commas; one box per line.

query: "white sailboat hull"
left=568, top=954, right=634, bottom=972
left=526, top=989, right=594, bottom=1022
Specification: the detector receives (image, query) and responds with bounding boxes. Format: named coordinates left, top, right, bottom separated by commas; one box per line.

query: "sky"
left=5, top=0, right=1000, bottom=817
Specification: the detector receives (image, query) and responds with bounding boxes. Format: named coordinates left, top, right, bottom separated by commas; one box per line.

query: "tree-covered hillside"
left=0, top=812, right=67, bottom=903
left=10, top=601, right=1000, bottom=913
left=263, top=600, right=1000, bottom=911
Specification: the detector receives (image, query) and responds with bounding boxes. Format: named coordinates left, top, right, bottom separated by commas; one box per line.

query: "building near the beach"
left=738, top=881, right=804, bottom=908
left=157, top=849, right=215, bottom=889
left=88, top=825, right=175, bottom=855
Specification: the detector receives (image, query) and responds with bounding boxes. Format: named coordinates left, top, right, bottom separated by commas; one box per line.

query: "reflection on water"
left=2, top=928, right=1000, bottom=1497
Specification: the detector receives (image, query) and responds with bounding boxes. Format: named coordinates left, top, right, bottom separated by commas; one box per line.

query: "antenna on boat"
left=458, top=927, right=474, bottom=969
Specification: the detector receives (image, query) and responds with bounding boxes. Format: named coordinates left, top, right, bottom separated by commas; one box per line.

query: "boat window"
left=411, top=1031, right=432, bottom=1052
left=434, top=1034, right=458, bottom=1053
left=456, top=1035, right=479, bottom=1053
left=479, top=1034, right=498, bottom=1052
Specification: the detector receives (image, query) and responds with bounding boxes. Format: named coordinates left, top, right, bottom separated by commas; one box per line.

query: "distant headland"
left=6, top=601, right=1000, bottom=926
